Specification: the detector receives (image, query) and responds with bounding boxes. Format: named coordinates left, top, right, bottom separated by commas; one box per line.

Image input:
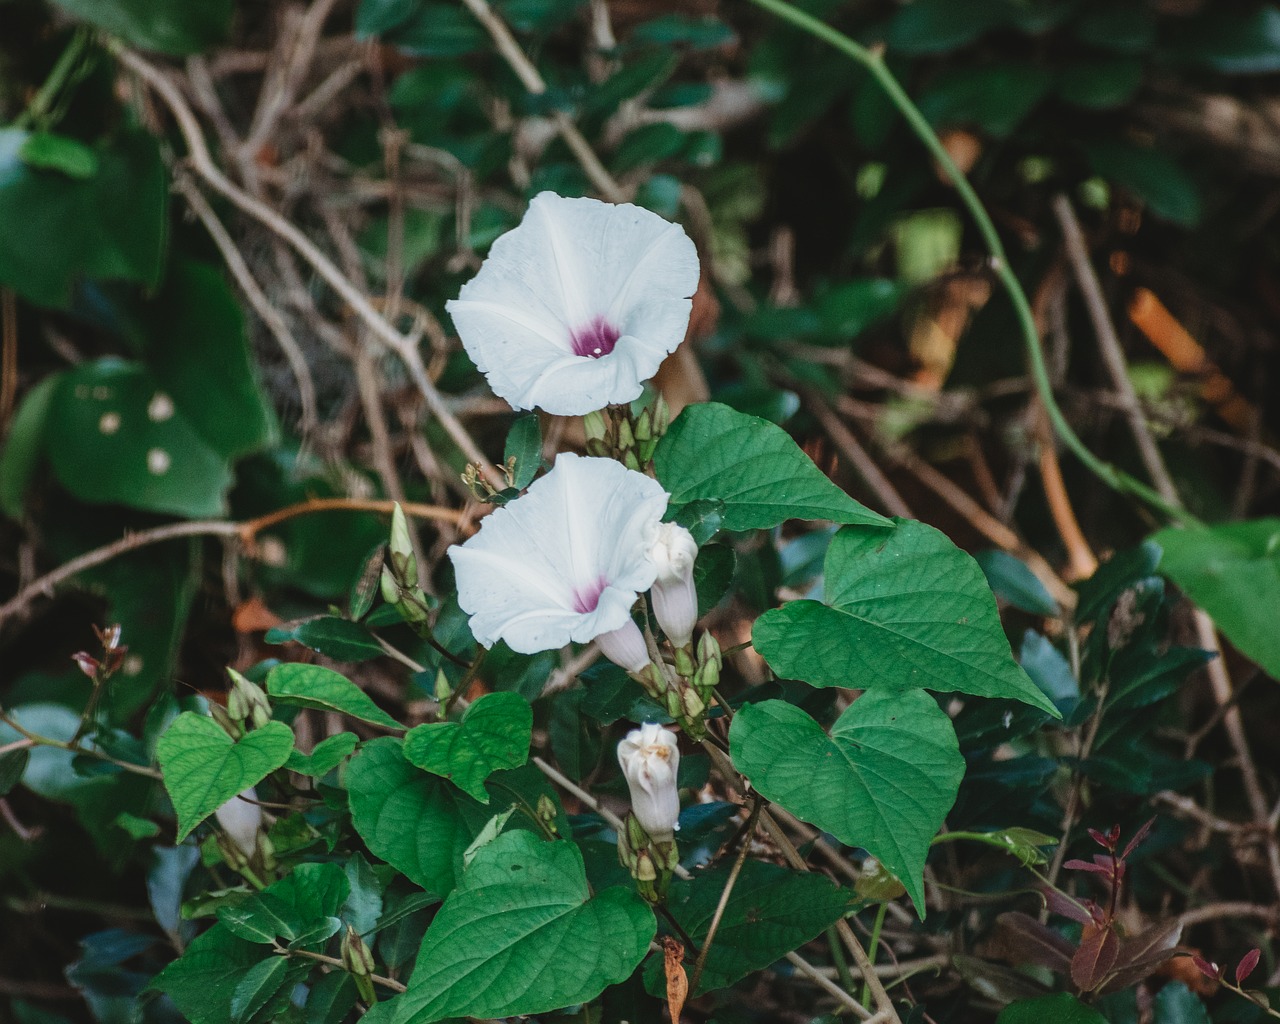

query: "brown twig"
left=803, top=389, right=912, bottom=519
left=688, top=798, right=762, bottom=995
left=0, top=498, right=463, bottom=627
left=111, top=46, right=503, bottom=488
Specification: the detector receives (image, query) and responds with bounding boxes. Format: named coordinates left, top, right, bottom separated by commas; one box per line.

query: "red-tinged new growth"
left=1236, top=948, right=1261, bottom=985
left=1192, top=955, right=1222, bottom=981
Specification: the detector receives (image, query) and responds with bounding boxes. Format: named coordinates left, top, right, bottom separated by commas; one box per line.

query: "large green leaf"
left=394, top=830, right=655, bottom=1024
left=728, top=692, right=964, bottom=914
left=267, top=664, right=401, bottom=730
left=136, top=260, right=274, bottom=460
left=345, top=737, right=491, bottom=895
left=644, top=861, right=854, bottom=994
left=156, top=714, right=294, bottom=841
left=51, top=0, right=233, bottom=54
left=1152, top=519, right=1280, bottom=681
left=752, top=521, right=1058, bottom=714
left=403, top=692, right=532, bottom=802
left=44, top=360, right=233, bottom=517
left=654, top=403, right=891, bottom=532
left=0, top=129, right=167, bottom=307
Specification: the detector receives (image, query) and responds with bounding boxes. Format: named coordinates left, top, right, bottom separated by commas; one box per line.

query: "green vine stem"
left=15, top=27, right=94, bottom=131
left=744, top=0, right=1199, bottom=529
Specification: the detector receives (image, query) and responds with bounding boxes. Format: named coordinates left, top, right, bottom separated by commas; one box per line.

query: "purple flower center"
left=572, top=576, right=609, bottom=614
left=570, top=317, right=620, bottom=359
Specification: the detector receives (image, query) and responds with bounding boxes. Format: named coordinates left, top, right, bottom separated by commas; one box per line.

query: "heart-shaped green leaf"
left=156, top=713, right=294, bottom=841
left=654, top=402, right=891, bottom=532
left=394, top=830, right=655, bottom=1024
left=728, top=691, right=964, bottom=915
left=346, top=738, right=491, bottom=895
left=752, top=521, right=1059, bottom=715
left=403, top=692, right=532, bottom=802
left=267, top=664, right=401, bottom=729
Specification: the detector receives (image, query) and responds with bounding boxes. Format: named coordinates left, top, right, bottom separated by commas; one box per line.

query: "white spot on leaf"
left=147, top=392, right=175, bottom=422
left=147, top=448, right=171, bottom=475
left=98, top=412, right=121, bottom=435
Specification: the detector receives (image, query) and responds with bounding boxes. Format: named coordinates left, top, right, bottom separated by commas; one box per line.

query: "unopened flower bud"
left=596, top=619, right=651, bottom=675
left=635, top=848, right=657, bottom=882
left=214, top=788, right=262, bottom=859
left=341, top=925, right=378, bottom=1005
left=649, top=524, right=699, bottom=647
left=584, top=409, right=609, bottom=445
left=227, top=669, right=272, bottom=730
left=617, top=724, right=681, bottom=843
left=387, top=503, right=419, bottom=588
left=71, top=652, right=100, bottom=678
left=617, top=417, right=635, bottom=453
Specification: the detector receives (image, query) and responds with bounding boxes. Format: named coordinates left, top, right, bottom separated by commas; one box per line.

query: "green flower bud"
left=387, top=503, right=418, bottom=587
left=341, top=925, right=378, bottom=1004
left=583, top=409, right=609, bottom=445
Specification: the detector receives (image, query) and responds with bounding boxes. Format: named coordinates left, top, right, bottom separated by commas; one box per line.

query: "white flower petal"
left=447, top=192, right=700, bottom=415
left=449, top=454, right=670, bottom=655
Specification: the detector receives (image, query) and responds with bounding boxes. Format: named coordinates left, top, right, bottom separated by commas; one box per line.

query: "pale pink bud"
left=649, top=523, right=699, bottom=647
left=214, top=788, right=263, bottom=857
left=596, top=619, right=651, bottom=674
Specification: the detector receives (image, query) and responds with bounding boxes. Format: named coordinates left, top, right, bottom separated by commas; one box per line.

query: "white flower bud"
left=617, top=724, right=681, bottom=843
left=649, top=523, right=699, bottom=648
left=214, top=788, right=263, bottom=858
left=596, top=619, right=651, bottom=675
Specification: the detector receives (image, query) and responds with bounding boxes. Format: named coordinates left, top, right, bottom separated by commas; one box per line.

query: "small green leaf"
left=976, top=550, right=1059, bottom=616
left=644, top=861, right=854, bottom=994
left=1085, top=142, right=1201, bottom=227
left=403, top=693, right=532, bottom=802
left=217, top=892, right=304, bottom=944
left=156, top=714, right=294, bottom=841
left=286, top=733, right=360, bottom=776
left=1152, top=519, right=1280, bottom=681
left=394, top=831, right=655, bottom=1024
left=268, top=664, right=400, bottom=729
left=503, top=415, right=543, bottom=489
left=0, top=747, right=30, bottom=796
left=654, top=403, right=891, bottom=532
left=753, top=522, right=1059, bottom=714
left=265, top=616, right=385, bottom=662
left=230, top=955, right=292, bottom=1024
left=346, top=738, right=491, bottom=895
left=0, top=372, right=60, bottom=519
left=729, top=692, right=964, bottom=915
left=151, top=924, right=308, bottom=1024
left=19, top=133, right=98, bottom=178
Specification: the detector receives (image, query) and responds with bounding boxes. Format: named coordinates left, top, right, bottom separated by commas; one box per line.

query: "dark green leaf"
left=44, top=360, right=231, bottom=517
left=503, top=414, right=543, bottom=489
left=19, top=133, right=97, bottom=178
left=230, top=956, right=295, bottom=1021
left=976, top=550, right=1059, bottom=616
left=266, top=617, right=385, bottom=662
left=998, top=993, right=1107, bottom=1024
left=1085, top=142, right=1201, bottom=227
left=645, top=861, right=854, bottom=994
left=52, top=0, right=232, bottom=53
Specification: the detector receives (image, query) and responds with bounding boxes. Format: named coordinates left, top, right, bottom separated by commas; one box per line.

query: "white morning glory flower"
left=214, top=788, right=262, bottom=858
left=448, top=453, right=668, bottom=666
left=446, top=192, right=700, bottom=415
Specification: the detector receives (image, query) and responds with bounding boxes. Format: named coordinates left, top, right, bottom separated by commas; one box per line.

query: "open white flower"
left=446, top=192, right=700, bottom=415
left=618, top=724, right=681, bottom=842
left=449, top=453, right=668, bottom=665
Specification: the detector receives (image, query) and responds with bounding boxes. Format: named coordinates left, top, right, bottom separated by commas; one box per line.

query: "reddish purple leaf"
left=1121, top=817, right=1157, bottom=859
left=1237, top=948, right=1261, bottom=984
left=1064, top=858, right=1111, bottom=875
left=1087, top=827, right=1109, bottom=848
left=1101, top=921, right=1183, bottom=994
left=1072, top=924, right=1121, bottom=992
left=1192, top=955, right=1220, bottom=980
left=993, top=912, right=1075, bottom=973
left=1042, top=886, right=1095, bottom=925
